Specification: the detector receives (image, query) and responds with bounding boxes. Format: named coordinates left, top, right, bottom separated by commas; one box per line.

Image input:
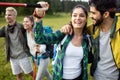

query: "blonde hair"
left=6, top=7, right=17, bottom=16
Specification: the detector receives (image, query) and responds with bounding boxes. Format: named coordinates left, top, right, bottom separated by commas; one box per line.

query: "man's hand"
left=60, top=24, right=73, bottom=35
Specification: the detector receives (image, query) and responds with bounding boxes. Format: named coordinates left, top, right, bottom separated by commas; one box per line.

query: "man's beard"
left=92, top=17, right=103, bottom=33
left=93, top=17, right=103, bottom=27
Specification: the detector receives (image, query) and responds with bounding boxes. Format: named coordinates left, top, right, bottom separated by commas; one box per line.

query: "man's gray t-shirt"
left=9, top=26, right=26, bottom=59
left=94, top=30, right=119, bottom=80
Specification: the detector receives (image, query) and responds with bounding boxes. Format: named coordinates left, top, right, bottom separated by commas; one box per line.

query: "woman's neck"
left=27, top=28, right=33, bottom=33
left=74, top=28, right=83, bottom=36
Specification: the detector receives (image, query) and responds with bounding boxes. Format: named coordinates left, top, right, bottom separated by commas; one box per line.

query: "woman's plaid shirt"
left=34, top=20, right=89, bottom=80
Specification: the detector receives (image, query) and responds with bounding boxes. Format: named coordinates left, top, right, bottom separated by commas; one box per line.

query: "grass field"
left=0, top=13, right=94, bottom=80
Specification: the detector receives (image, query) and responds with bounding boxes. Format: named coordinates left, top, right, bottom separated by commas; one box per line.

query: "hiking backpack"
left=32, top=26, right=54, bottom=65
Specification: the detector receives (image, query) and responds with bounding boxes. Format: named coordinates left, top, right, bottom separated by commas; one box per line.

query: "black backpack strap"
left=118, top=69, right=120, bottom=80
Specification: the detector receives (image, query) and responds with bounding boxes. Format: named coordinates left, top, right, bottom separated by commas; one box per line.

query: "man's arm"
left=60, top=24, right=73, bottom=35
left=60, top=24, right=95, bottom=36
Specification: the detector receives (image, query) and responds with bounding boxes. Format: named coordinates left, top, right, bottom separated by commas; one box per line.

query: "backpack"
left=43, top=26, right=53, bottom=34
left=32, top=26, right=54, bottom=65
left=43, top=26, right=54, bottom=59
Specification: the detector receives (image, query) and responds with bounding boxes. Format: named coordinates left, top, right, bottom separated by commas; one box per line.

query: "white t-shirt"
left=27, top=31, right=46, bottom=57
left=63, top=42, right=83, bottom=79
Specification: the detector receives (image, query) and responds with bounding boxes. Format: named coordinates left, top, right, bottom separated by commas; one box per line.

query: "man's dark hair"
left=89, top=0, right=117, bottom=18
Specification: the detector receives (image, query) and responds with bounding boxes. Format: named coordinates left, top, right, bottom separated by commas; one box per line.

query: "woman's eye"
left=72, top=14, right=77, bottom=17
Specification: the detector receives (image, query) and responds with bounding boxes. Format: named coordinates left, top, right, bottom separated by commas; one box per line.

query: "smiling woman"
left=34, top=4, right=93, bottom=80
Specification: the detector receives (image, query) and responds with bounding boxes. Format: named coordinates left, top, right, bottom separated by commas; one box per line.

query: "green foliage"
left=0, top=1, right=88, bottom=16
left=61, top=1, right=89, bottom=13
left=50, top=0, right=62, bottom=14
left=0, top=13, right=93, bottom=80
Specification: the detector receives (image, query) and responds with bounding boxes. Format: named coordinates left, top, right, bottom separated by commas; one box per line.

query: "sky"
left=81, top=0, right=88, bottom=2
left=60, top=0, right=89, bottom=2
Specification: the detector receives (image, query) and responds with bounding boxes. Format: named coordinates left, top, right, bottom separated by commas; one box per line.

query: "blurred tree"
left=0, top=0, right=88, bottom=16
left=0, top=0, right=7, bottom=17
left=116, top=0, right=120, bottom=12
left=50, top=0, right=62, bottom=14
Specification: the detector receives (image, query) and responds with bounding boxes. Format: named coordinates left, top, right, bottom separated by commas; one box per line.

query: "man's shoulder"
left=87, top=24, right=94, bottom=35
left=16, top=22, right=23, bottom=27
left=16, top=22, right=24, bottom=30
left=115, top=14, right=120, bottom=31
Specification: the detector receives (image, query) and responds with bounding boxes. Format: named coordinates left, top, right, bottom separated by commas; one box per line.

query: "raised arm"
left=34, top=20, right=64, bottom=44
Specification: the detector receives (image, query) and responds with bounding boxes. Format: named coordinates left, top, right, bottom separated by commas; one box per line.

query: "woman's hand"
left=33, top=1, right=49, bottom=21
left=36, top=44, right=40, bottom=53
left=37, top=1, right=49, bottom=11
